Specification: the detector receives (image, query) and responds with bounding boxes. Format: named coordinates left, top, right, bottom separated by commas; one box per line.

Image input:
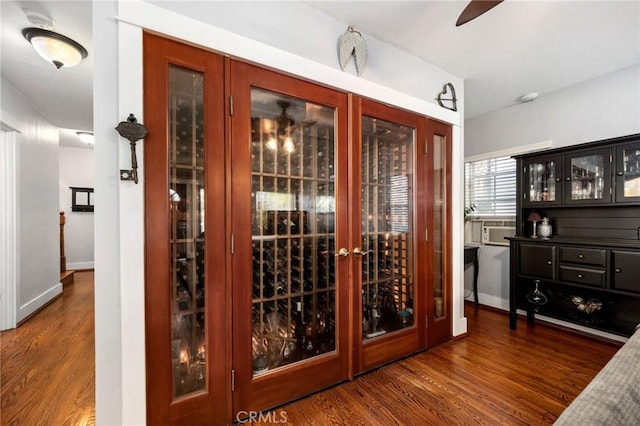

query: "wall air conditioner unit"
left=481, top=220, right=516, bottom=246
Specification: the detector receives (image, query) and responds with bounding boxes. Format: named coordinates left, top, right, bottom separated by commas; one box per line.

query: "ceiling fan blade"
left=456, top=0, right=504, bottom=26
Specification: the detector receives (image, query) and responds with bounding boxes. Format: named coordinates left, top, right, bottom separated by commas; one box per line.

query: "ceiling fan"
left=456, top=0, right=504, bottom=26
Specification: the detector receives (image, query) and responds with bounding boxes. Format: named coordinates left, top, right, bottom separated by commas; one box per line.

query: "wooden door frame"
left=143, top=32, right=230, bottom=425
left=350, top=96, right=428, bottom=374
left=426, top=119, right=453, bottom=347
left=229, top=60, right=351, bottom=416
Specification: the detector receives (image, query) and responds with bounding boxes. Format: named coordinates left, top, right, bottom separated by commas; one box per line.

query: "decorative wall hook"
left=115, top=113, right=147, bottom=184
left=338, top=26, right=367, bottom=76
left=436, top=83, right=458, bottom=112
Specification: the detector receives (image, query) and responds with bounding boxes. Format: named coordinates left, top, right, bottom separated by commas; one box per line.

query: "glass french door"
left=427, top=120, right=452, bottom=347
left=352, top=98, right=428, bottom=373
left=144, top=33, right=228, bottom=424
left=230, top=62, right=350, bottom=416
left=144, top=33, right=453, bottom=424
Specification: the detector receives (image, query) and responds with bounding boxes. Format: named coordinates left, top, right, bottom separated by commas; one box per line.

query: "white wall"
left=94, top=0, right=464, bottom=423
left=464, top=65, right=640, bottom=319
left=59, top=146, right=95, bottom=270
left=1, top=76, right=61, bottom=324
left=466, top=65, right=640, bottom=156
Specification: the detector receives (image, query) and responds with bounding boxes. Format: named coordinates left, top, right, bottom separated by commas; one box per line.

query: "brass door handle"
left=353, top=247, right=373, bottom=257
left=335, top=248, right=350, bottom=257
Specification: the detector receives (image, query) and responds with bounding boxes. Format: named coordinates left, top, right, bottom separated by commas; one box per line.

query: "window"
left=465, top=156, right=516, bottom=217
left=464, top=141, right=553, bottom=218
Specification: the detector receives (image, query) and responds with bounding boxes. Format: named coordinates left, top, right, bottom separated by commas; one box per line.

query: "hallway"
left=1, top=271, right=95, bottom=425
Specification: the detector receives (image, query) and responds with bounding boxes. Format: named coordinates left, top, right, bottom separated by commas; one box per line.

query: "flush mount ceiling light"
left=22, top=27, right=88, bottom=69
left=76, top=131, right=94, bottom=145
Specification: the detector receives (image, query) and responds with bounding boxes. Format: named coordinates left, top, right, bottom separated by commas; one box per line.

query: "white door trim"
left=1, top=129, right=18, bottom=330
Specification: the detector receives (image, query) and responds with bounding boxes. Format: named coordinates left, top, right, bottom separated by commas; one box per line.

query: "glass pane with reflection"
left=361, top=116, right=415, bottom=340
left=169, top=66, right=206, bottom=398
left=250, top=89, right=337, bottom=375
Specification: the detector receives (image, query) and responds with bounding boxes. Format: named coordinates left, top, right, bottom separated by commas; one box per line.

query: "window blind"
left=465, top=155, right=516, bottom=217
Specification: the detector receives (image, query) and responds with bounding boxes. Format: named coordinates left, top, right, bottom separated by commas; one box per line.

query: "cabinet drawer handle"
left=617, top=171, right=624, bottom=176
left=577, top=274, right=584, bottom=279
left=615, top=268, right=622, bottom=273
left=547, top=260, right=552, bottom=265
left=578, top=254, right=584, bottom=259
left=565, top=177, right=571, bottom=181
left=556, top=178, right=561, bottom=182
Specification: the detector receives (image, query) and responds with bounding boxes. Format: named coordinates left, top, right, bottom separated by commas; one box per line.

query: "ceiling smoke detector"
left=518, top=92, right=539, bottom=103
left=23, top=8, right=54, bottom=29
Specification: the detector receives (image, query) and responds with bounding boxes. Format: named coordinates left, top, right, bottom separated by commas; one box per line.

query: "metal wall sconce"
left=116, top=114, right=148, bottom=184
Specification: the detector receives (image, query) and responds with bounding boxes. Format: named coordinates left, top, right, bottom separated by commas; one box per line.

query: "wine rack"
left=360, top=116, right=415, bottom=339
left=169, top=67, right=206, bottom=396
left=250, top=89, right=337, bottom=375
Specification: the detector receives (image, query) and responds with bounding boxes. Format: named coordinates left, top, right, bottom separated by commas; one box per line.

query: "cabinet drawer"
left=611, top=250, right=640, bottom=293
left=559, top=265, right=605, bottom=287
left=559, top=247, right=606, bottom=267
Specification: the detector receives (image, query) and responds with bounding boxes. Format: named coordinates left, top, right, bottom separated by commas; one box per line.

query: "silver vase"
left=538, top=217, right=552, bottom=239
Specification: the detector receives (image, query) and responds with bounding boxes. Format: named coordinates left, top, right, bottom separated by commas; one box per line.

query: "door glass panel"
left=250, top=89, right=337, bottom=375
left=622, top=147, right=640, bottom=197
left=361, top=116, right=415, bottom=340
left=433, top=134, right=446, bottom=320
left=528, top=160, right=556, bottom=202
left=569, top=154, right=605, bottom=200
left=169, top=66, right=206, bottom=398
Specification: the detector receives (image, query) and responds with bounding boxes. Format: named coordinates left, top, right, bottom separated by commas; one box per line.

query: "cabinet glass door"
left=615, top=142, right=640, bottom=203
left=231, top=62, right=349, bottom=416
left=564, top=148, right=611, bottom=204
left=523, top=156, right=560, bottom=205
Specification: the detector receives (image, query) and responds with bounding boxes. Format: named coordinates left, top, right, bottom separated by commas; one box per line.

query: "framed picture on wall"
left=70, top=187, right=94, bottom=212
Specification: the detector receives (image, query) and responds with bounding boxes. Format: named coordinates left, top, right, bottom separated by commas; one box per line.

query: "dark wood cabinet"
left=510, top=133, right=640, bottom=338
left=611, top=250, right=640, bottom=293
left=519, top=244, right=555, bottom=279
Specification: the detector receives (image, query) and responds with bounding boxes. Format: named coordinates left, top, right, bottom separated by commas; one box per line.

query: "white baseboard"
left=67, top=261, right=95, bottom=270
left=465, top=291, right=510, bottom=311
left=17, top=283, right=63, bottom=323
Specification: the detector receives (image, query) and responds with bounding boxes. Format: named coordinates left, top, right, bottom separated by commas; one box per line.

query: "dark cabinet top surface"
left=507, top=236, right=640, bottom=250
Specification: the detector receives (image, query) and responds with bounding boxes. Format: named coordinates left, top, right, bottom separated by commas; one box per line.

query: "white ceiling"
left=1, top=1, right=638, bottom=149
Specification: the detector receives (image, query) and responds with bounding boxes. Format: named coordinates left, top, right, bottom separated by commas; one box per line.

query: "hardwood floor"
left=0, top=272, right=620, bottom=425
left=1, top=271, right=95, bottom=426
left=279, top=306, right=620, bottom=425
